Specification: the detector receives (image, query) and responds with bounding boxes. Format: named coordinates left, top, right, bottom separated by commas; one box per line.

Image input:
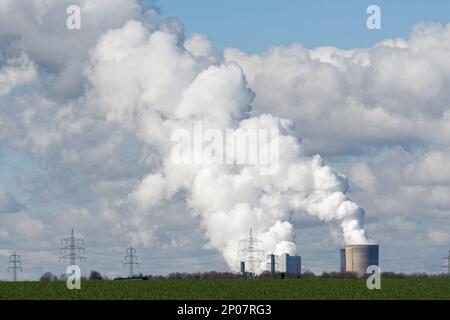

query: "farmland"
left=0, top=278, right=449, bottom=300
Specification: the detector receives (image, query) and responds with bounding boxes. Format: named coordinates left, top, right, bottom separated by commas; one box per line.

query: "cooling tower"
left=345, top=244, right=379, bottom=277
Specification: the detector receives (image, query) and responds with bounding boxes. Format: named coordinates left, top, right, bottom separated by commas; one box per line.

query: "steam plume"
left=88, top=19, right=373, bottom=271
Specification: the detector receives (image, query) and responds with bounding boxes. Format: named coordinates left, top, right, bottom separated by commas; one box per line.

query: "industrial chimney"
left=340, top=248, right=346, bottom=273
left=345, top=244, right=379, bottom=277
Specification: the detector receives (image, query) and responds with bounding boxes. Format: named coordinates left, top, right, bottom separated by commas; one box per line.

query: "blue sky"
left=146, top=0, right=450, bottom=52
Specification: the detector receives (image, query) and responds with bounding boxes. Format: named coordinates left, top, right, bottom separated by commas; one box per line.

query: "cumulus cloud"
left=0, top=211, right=45, bottom=239
left=184, top=33, right=217, bottom=64
left=0, top=0, right=143, bottom=98
left=429, top=230, right=450, bottom=245
left=0, top=53, right=36, bottom=96
left=0, top=184, right=21, bottom=213
left=224, top=24, right=450, bottom=155
left=349, top=163, right=378, bottom=195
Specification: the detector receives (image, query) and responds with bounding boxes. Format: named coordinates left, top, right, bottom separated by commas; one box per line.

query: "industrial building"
left=342, top=244, right=379, bottom=277
left=267, top=253, right=301, bottom=274
left=340, top=248, right=346, bottom=273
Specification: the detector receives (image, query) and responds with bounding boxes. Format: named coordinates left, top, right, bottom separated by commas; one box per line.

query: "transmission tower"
left=238, top=228, right=264, bottom=277
left=8, top=252, right=22, bottom=281
left=442, top=250, right=450, bottom=276
left=124, top=246, right=139, bottom=277
left=59, top=229, right=86, bottom=266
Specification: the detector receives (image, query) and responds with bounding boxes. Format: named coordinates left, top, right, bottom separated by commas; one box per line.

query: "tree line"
left=37, top=270, right=449, bottom=281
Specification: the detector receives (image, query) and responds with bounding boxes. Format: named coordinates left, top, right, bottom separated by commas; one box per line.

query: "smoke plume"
left=85, top=19, right=374, bottom=271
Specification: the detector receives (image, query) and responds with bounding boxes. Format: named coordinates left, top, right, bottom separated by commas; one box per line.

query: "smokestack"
left=240, top=261, right=246, bottom=274
left=340, top=248, right=346, bottom=273
left=269, top=254, right=276, bottom=275
left=345, top=244, right=379, bottom=277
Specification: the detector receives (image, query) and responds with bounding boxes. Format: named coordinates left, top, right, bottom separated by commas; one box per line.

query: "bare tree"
left=89, top=270, right=103, bottom=281
left=40, top=272, right=58, bottom=281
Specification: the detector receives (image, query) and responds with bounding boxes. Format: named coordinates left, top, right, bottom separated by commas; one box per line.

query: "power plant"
left=340, top=248, right=346, bottom=273
left=267, top=253, right=301, bottom=274
left=238, top=229, right=302, bottom=276
left=340, top=244, right=379, bottom=277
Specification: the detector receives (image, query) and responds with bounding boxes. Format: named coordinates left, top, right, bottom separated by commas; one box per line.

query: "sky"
left=153, top=0, right=450, bottom=52
left=0, top=0, right=450, bottom=280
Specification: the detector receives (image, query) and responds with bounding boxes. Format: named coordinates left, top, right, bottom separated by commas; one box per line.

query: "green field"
left=0, top=279, right=448, bottom=300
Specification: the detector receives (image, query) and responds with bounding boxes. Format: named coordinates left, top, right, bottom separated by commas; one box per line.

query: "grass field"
left=0, top=278, right=449, bottom=300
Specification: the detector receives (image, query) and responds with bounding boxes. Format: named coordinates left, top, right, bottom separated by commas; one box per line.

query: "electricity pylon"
left=442, top=250, right=450, bottom=276
left=238, top=228, right=264, bottom=277
left=8, top=252, right=22, bottom=281
left=124, top=246, right=139, bottom=277
left=59, top=229, right=86, bottom=266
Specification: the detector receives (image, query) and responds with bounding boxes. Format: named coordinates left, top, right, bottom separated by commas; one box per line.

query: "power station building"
left=340, top=248, right=346, bottom=273
left=341, top=244, right=379, bottom=277
left=267, top=253, right=301, bottom=274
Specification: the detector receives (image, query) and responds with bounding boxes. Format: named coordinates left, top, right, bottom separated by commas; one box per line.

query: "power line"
left=238, top=228, right=264, bottom=277
left=139, top=252, right=220, bottom=260
left=8, top=252, right=22, bottom=281
left=140, top=260, right=218, bottom=268
left=382, top=255, right=443, bottom=263
left=124, top=246, right=139, bottom=277
left=59, top=229, right=86, bottom=266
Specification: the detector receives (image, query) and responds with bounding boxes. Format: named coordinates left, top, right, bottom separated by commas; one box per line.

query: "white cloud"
left=0, top=211, right=45, bottom=239
left=224, top=24, right=450, bottom=155
left=429, top=230, right=450, bottom=245
left=0, top=53, right=36, bottom=96
left=405, top=151, right=450, bottom=185
left=0, top=184, right=21, bottom=213
left=129, top=173, right=167, bottom=211
left=349, top=162, right=378, bottom=195
left=0, top=0, right=144, bottom=98
left=184, top=33, right=217, bottom=63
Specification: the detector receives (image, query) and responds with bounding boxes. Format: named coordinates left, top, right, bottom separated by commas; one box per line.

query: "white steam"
left=86, top=19, right=373, bottom=271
